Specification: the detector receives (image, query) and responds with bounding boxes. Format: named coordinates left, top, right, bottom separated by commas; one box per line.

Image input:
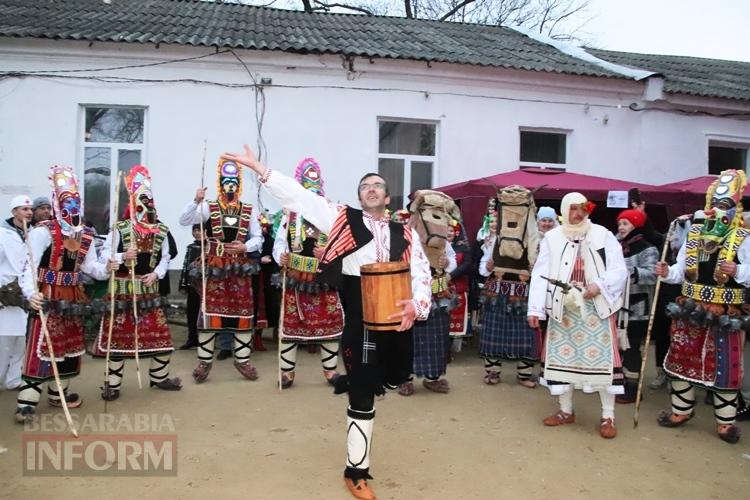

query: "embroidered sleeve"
left=244, top=208, right=263, bottom=253
left=409, top=228, right=432, bottom=320
left=178, top=201, right=209, bottom=226
left=152, top=237, right=171, bottom=280
left=80, top=242, right=109, bottom=281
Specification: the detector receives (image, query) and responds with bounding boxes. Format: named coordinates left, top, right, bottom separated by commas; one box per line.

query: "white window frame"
left=376, top=117, right=439, bottom=207
left=706, top=134, right=750, bottom=175
left=78, top=104, right=148, bottom=233
left=518, top=126, right=571, bottom=170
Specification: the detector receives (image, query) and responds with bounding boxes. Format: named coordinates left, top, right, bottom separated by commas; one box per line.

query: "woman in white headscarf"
left=527, top=192, right=627, bottom=439
left=536, top=206, right=559, bottom=240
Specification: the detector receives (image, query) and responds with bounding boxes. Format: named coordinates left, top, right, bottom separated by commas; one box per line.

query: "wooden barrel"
left=360, top=261, right=413, bottom=331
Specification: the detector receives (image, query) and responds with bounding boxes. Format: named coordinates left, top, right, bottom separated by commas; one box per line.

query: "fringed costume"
left=178, top=158, right=262, bottom=383
left=95, top=165, right=181, bottom=400
left=528, top=192, right=627, bottom=439
left=479, top=186, right=541, bottom=387
left=658, top=170, right=750, bottom=444
left=16, top=166, right=108, bottom=423
left=273, top=158, right=343, bottom=388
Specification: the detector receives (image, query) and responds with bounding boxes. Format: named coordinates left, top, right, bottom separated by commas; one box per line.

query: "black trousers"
left=186, top=288, right=200, bottom=344
left=340, top=276, right=413, bottom=412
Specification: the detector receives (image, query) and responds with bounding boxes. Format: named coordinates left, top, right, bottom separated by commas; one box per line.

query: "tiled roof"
left=589, top=49, right=750, bottom=102
left=0, top=0, right=625, bottom=79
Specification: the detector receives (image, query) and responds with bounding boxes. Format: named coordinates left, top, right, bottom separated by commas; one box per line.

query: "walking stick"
left=22, top=221, right=78, bottom=437
left=103, top=172, right=122, bottom=412
left=127, top=191, right=143, bottom=389
left=634, top=220, right=677, bottom=428
left=277, top=266, right=287, bottom=393
left=199, top=139, right=208, bottom=329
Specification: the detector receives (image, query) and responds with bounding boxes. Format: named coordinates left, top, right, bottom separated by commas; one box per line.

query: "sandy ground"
left=1, top=325, right=749, bottom=500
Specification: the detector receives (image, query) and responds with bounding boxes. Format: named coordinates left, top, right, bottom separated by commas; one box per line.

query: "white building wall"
left=1, top=39, right=749, bottom=266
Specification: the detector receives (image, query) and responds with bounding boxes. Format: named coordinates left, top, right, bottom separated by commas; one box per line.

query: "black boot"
left=616, top=380, right=640, bottom=404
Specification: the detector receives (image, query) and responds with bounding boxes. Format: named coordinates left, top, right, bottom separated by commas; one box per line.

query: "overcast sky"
left=580, top=0, right=750, bottom=62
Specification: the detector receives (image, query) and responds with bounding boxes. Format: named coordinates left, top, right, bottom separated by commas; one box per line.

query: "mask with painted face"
left=49, top=165, right=83, bottom=236
left=216, top=159, right=242, bottom=209
left=126, top=165, right=159, bottom=234
left=294, top=157, right=324, bottom=196
left=700, top=169, right=747, bottom=253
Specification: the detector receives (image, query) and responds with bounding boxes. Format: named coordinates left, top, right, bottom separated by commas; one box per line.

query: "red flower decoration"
left=584, top=201, right=596, bottom=214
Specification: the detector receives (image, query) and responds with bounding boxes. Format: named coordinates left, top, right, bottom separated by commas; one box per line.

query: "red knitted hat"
left=617, top=209, right=646, bottom=229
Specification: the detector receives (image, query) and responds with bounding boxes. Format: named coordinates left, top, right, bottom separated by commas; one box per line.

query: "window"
left=377, top=120, right=437, bottom=211
left=708, top=142, right=749, bottom=175
left=519, top=129, right=567, bottom=166
left=82, top=106, right=146, bottom=234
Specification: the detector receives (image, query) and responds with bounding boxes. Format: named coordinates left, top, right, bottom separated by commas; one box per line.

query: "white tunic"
left=0, top=222, right=33, bottom=336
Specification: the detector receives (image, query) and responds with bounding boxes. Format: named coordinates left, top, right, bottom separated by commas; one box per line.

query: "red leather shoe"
left=543, top=410, right=575, bottom=426
left=344, top=478, right=376, bottom=500
left=600, top=418, right=617, bottom=439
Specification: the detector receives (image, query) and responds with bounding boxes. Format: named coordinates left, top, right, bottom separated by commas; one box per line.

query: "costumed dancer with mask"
left=223, top=145, right=431, bottom=500
left=179, top=158, right=263, bottom=383
left=94, top=165, right=181, bottom=400
left=448, top=219, right=473, bottom=349
left=479, top=186, right=541, bottom=388
left=393, top=194, right=458, bottom=396
left=272, top=158, right=344, bottom=388
left=0, top=196, right=34, bottom=392
left=655, top=170, right=750, bottom=444
left=613, top=209, right=657, bottom=404
left=528, top=192, right=627, bottom=439
left=15, top=166, right=109, bottom=423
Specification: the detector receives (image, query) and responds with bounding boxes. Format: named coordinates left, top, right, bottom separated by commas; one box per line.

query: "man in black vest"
left=223, top=145, right=432, bottom=500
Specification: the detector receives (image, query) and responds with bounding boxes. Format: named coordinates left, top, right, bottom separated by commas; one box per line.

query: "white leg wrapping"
left=197, top=332, right=216, bottom=363
left=320, top=341, right=339, bottom=371
left=233, top=332, right=253, bottom=363
left=280, top=342, right=298, bottom=373
left=346, top=407, right=375, bottom=471
left=559, top=389, right=574, bottom=414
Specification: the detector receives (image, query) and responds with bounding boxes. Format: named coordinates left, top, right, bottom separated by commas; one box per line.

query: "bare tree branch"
left=439, top=0, right=477, bottom=21
left=404, top=0, right=413, bottom=18
left=313, top=0, right=374, bottom=14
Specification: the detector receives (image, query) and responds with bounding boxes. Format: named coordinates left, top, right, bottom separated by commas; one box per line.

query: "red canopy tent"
left=434, top=168, right=683, bottom=240
left=659, top=175, right=750, bottom=215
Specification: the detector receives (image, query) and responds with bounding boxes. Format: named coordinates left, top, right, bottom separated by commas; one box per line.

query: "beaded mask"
left=125, top=165, right=159, bottom=234
left=701, top=169, right=747, bottom=252
left=294, top=158, right=324, bottom=196
left=216, top=159, right=242, bottom=210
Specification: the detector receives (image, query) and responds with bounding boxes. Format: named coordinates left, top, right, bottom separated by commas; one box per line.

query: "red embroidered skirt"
left=200, top=255, right=254, bottom=332
left=664, top=319, right=744, bottom=390
left=93, top=278, right=173, bottom=357
left=281, top=288, right=343, bottom=343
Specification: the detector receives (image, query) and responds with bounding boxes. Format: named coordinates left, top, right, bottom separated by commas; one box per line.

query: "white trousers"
left=0, top=336, right=25, bottom=389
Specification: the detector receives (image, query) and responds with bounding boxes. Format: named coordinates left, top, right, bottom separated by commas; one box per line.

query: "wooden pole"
left=103, top=171, right=122, bottom=411
left=22, top=220, right=78, bottom=437
left=634, top=220, right=677, bottom=428
left=199, top=139, right=208, bottom=329
left=127, top=187, right=142, bottom=389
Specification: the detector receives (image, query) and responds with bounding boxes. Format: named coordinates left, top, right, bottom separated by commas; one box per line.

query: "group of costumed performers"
left=15, top=166, right=109, bottom=423
left=614, top=208, right=658, bottom=405
left=656, top=169, right=749, bottom=444
left=179, top=158, right=263, bottom=383
left=528, top=192, right=627, bottom=439
left=392, top=191, right=459, bottom=396
left=0, top=196, right=34, bottom=393
left=448, top=218, right=473, bottom=347
left=479, top=185, right=542, bottom=388
left=223, top=144, right=431, bottom=500
left=272, top=158, right=343, bottom=388
left=94, top=165, right=182, bottom=401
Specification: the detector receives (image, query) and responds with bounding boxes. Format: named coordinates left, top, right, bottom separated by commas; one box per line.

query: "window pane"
left=83, top=147, right=111, bottom=234
left=410, top=161, right=433, bottom=194
left=117, top=150, right=142, bottom=218
left=520, top=131, right=566, bottom=164
left=379, top=121, right=436, bottom=156
left=709, top=145, right=747, bottom=175
left=85, top=107, right=144, bottom=144
left=378, top=158, right=404, bottom=212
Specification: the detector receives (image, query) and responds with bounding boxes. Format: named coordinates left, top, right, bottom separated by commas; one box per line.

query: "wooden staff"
left=634, top=220, right=678, bottom=427
left=103, top=172, right=122, bottom=412
left=199, top=139, right=208, bottom=329
left=22, top=220, right=78, bottom=437
left=277, top=266, right=287, bottom=393
left=127, top=189, right=143, bottom=389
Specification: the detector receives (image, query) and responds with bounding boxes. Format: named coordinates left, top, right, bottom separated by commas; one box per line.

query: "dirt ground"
left=1, top=325, right=749, bottom=500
